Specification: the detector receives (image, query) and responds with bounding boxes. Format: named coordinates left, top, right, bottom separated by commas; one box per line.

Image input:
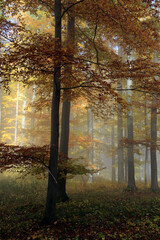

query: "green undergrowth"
left=0, top=174, right=160, bottom=240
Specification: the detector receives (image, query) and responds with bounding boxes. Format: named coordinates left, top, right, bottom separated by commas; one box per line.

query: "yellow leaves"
left=77, top=42, right=84, bottom=48
left=22, top=10, right=54, bottom=34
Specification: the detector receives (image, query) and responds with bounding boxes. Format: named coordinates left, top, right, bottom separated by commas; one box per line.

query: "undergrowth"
left=0, top=174, right=160, bottom=240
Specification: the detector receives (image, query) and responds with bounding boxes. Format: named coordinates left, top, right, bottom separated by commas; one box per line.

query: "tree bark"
left=14, top=83, right=19, bottom=145
left=21, top=96, right=26, bottom=146
left=43, top=0, right=61, bottom=223
left=87, top=107, right=94, bottom=183
left=30, top=84, right=36, bottom=145
left=117, top=81, right=124, bottom=183
left=57, top=99, right=70, bottom=201
left=144, top=98, right=149, bottom=185
left=117, top=46, right=124, bottom=183
left=150, top=95, right=159, bottom=190
left=150, top=52, right=159, bottom=191
left=111, top=125, right=116, bottom=181
left=127, top=78, right=136, bottom=189
left=57, top=14, right=75, bottom=201
left=124, top=128, right=128, bottom=182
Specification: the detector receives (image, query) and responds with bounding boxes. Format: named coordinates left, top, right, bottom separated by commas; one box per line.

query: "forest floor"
left=0, top=174, right=160, bottom=240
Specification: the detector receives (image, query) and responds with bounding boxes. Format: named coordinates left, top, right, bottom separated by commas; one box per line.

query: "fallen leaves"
left=0, top=177, right=160, bottom=239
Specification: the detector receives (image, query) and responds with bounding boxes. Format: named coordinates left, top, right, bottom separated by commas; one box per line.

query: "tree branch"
left=93, top=22, right=99, bottom=65
left=61, top=84, right=150, bottom=94
left=38, top=0, right=55, bottom=12
left=61, top=0, right=85, bottom=19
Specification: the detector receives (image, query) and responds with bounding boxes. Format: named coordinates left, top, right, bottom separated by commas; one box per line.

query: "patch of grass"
left=0, top=174, right=160, bottom=239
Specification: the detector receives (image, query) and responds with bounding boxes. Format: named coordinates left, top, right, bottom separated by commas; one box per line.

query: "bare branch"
left=61, top=84, right=150, bottom=94
left=93, top=23, right=99, bottom=65
left=38, top=0, right=55, bottom=12
left=61, top=0, right=85, bottom=19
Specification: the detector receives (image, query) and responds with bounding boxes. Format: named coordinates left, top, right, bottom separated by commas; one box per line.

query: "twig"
left=61, top=0, right=85, bottom=19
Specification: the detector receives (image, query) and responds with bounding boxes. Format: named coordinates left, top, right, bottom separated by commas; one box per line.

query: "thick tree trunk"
left=127, top=78, right=136, bottom=189
left=57, top=15, right=75, bottom=201
left=150, top=95, right=158, bottom=191
left=43, top=0, right=61, bottom=223
left=111, top=125, right=116, bottom=181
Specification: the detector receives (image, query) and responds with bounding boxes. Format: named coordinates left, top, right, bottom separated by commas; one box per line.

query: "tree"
left=111, top=125, right=116, bottom=181
left=150, top=53, right=159, bottom=191
left=144, top=97, right=150, bottom=185
left=117, top=46, right=124, bottom=183
left=57, top=12, right=75, bottom=202
left=87, top=107, right=94, bottom=182
left=127, top=75, right=136, bottom=189
left=43, top=0, right=61, bottom=223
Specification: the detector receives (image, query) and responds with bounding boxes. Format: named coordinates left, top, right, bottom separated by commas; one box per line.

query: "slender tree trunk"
left=87, top=107, right=94, bottom=183
left=127, top=78, right=136, bottom=189
left=117, top=82, right=124, bottom=183
left=150, top=95, right=159, bottom=190
left=14, top=83, right=19, bottom=145
left=57, top=14, right=75, bottom=201
left=43, top=0, right=61, bottom=223
left=144, top=145, right=149, bottom=185
left=144, top=98, right=149, bottom=185
left=111, top=125, right=116, bottom=181
left=117, top=46, right=124, bottom=183
left=30, top=84, right=36, bottom=145
left=150, top=52, right=159, bottom=191
left=124, top=128, right=128, bottom=182
left=21, top=96, right=26, bottom=146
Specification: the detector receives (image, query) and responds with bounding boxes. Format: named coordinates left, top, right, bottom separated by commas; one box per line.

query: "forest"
left=0, top=0, right=160, bottom=239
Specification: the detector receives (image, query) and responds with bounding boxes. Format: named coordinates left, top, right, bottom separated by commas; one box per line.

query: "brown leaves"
left=0, top=143, right=49, bottom=172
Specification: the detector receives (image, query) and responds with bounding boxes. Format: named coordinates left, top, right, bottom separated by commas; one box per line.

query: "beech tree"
left=117, top=46, right=124, bottom=183
left=150, top=52, right=159, bottom=191
left=57, top=13, right=75, bottom=202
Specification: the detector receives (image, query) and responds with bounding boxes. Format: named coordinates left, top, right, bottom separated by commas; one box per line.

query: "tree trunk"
left=124, top=128, right=128, bottom=182
left=127, top=78, right=136, bottom=189
left=57, top=99, right=70, bottom=201
left=150, top=52, right=159, bottom=191
left=150, top=95, right=158, bottom=190
left=21, top=96, right=26, bottom=146
left=14, top=83, right=19, bottom=145
left=144, top=98, right=149, bottom=185
left=117, top=82, right=124, bottom=183
left=43, top=0, right=61, bottom=223
left=111, top=125, right=116, bottom=181
left=117, top=46, right=124, bottom=183
left=30, top=84, right=36, bottom=145
left=57, top=14, right=75, bottom=201
left=87, top=107, right=94, bottom=183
